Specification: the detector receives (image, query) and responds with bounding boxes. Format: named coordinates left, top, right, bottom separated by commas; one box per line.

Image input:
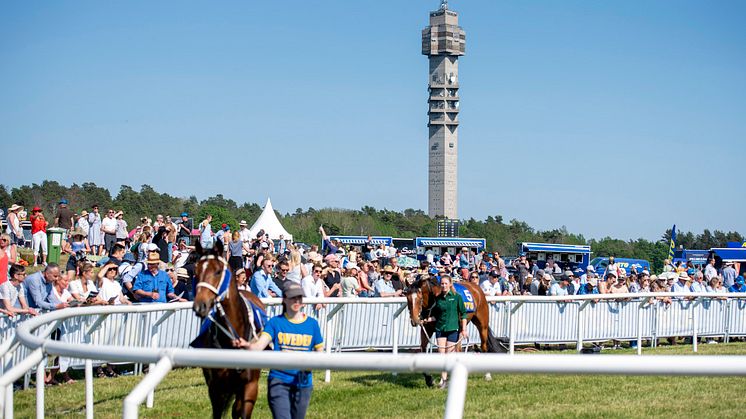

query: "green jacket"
left=433, top=289, right=467, bottom=332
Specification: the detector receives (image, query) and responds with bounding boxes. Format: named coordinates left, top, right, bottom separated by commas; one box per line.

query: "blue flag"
left=668, top=225, right=677, bottom=261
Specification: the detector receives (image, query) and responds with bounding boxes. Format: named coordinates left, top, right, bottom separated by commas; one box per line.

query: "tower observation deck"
left=422, top=1, right=465, bottom=220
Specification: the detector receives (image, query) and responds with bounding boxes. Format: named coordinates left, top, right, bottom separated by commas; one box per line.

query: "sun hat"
left=283, top=281, right=304, bottom=299
left=679, top=272, right=690, bottom=280
left=146, top=252, right=161, bottom=265
left=176, top=268, right=190, bottom=279
left=586, top=265, right=595, bottom=272
left=606, top=271, right=617, bottom=278
left=80, top=210, right=89, bottom=217
left=324, top=254, right=339, bottom=263
left=260, top=242, right=269, bottom=249
left=235, top=268, right=245, bottom=277
left=383, top=265, right=396, bottom=274
left=564, top=270, right=575, bottom=277
left=146, top=243, right=160, bottom=252
left=71, top=227, right=87, bottom=237
left=8, top=204, right=23, bottom=212
left=239, top=220, right=247, bottom=226
left=32, top=206, right=42, bottom=212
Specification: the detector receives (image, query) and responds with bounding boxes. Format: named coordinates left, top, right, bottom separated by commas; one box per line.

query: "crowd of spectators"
left=3, top=200, right=746, bottom=321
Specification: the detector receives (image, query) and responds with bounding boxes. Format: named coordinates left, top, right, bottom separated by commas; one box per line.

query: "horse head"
left=192, top=239, right=228, bottom=318
left=406, top=276, right=439, bottom=327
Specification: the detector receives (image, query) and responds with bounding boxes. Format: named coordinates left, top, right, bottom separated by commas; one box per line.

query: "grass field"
left=12, top=342, right=746, bottom=418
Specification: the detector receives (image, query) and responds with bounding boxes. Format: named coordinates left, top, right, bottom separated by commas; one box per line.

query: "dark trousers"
left=104, top=233, right=117, bottom=254
left=268, top=377, right=312, bottom=419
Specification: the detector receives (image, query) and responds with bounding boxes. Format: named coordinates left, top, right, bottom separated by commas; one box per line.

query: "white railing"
left=2, top=293, right=746, bottom=418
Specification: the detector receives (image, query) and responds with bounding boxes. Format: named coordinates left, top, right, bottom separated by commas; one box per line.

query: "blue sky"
left=1, top=0, right=744, bottom=240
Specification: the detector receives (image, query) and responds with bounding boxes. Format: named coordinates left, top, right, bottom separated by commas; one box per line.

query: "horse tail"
left=487, top=328, right=509, bottom=353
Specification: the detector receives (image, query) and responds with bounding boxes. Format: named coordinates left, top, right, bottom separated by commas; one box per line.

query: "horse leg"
left=232, top=369, right=260, bottom=419
left=206, top=369, right=231, bottom=419
left=420, top=325, right=434, bottom=388
left=470, top=315, right=493, bottom=381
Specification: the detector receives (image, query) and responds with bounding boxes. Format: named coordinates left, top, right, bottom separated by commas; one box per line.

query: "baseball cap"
left=489, top=271, right=499, bottom=277
left=180, top=212, right=188, bottom=217
left=283, top=282, right=304, bottom=299
left=736, top=276, right=745, bottom=285
left=59, top=199, right=68, bottom=205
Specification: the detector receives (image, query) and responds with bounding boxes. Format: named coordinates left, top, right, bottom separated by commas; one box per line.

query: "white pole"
left=692, top=299, right=698, bottom=353
left=324, top=306, right=332, bottom=383
left=637, top=303, right=643, bottom=356
left=146, top=330, right=159, bottom=408
left=3, top=384, right=12, bottom=419
left=443, top=363, right=468, bottom=419
left=85, top=359, right=93, bottom=419
left=122, top=356, right=173, bottom=419
left=507, top=302, right=514, bottom=355
left=35, top=359, right=44, bottom=419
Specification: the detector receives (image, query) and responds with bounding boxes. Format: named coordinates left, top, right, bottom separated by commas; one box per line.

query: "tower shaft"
left=423, top=4, right=464, bottom=220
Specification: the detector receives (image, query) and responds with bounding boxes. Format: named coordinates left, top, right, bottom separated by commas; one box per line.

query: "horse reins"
left=197, top=255, right=242, bottom=342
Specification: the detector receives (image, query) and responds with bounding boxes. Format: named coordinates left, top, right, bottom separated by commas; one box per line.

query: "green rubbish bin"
left=47, top=228, right=65, bottom=264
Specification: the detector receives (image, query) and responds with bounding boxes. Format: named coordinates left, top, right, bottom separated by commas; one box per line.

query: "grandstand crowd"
left=2, top=201, right=746, bottom=319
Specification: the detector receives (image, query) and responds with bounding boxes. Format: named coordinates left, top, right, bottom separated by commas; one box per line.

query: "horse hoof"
left=484, top=372, right=492, bottom=381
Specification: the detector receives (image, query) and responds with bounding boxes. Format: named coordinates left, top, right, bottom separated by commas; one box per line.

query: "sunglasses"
left=280, top=269, right=289, bottom=273
left=313, top=270, right=322, bottom=274
left=166, top=269, right=174, bottom=272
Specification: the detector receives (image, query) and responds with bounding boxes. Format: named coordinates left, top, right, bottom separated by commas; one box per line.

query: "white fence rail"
left=3, top=293, right=746, bottom=419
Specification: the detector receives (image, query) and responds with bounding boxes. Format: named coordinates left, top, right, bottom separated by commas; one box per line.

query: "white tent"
left=247, top=198, right=293, bottom=241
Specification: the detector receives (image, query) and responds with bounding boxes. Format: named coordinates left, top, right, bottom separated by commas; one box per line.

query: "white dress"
left=88, top=213, right=103, bottom=246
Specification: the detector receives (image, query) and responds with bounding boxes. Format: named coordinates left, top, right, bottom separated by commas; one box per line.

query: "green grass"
left=12, top=342, right=746, bottom=418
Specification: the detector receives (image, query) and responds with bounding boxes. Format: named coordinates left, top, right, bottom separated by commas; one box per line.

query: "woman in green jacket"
left=423, top=275, right=467, bottom=389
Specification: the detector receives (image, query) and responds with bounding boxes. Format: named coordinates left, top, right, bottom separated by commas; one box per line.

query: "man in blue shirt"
left=132, top=253, right=184, bottom=303
left=722, top=262, right=738, bottom=289
left=25, top=263, right=68, bottom=310
left=251, top=257, right=283, bottom=298
left=728, top=276, right=746, bottom=293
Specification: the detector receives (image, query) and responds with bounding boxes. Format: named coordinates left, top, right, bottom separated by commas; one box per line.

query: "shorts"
left=436, top=330, right=459, bottom=343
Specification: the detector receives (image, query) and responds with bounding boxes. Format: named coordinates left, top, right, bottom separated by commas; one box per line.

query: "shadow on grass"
left=349, top=372, right=429, bottom=389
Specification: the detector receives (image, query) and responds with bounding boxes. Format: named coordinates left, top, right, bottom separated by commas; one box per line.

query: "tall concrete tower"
left=422, top=0, right=465, bottom=220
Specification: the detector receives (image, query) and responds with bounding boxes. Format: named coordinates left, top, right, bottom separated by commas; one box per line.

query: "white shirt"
left=480, top=280, right=499, bottom=296
left=101, top=216, right=118, bottom=234
left=704, top=265, right=718, bottom=281
left=301, top=275, right=324, bottom=298
left=69, top=279, right=98, bottom=299
left=0, top=281, right=22, bottom=307
left=239, top=227, right=252, bottom=243
left=99, top=279, right=124, bottom=304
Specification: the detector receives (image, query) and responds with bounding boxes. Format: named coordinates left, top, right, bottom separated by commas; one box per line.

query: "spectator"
left=26, top=263, right=67, bottom=310
left=29, top=206, right=49, bottom=266
left=608, top=274, right=629, bottom=295
left=132, top=253, right=185, bottom=303
left=323, top=254, right=342, bottom=297
left=115, top=211, right=129, bottom=246
left=199, top=214, right=214, bottom=249
left=606, top=256, right=620, bottom=280
left=722, top=262, right=737, bottom=289
left=565, top=270, right=578, bottom=295
left=690, top=271, right=706, bottom=293
left=49, top=274, right=74, bottom=307
left=0, top=264, right=37, bottom=316
left=662, top=259, right=675, bottom=273
left=152, top=226, right=170, bottom=263
left=527, top=272, right=539, bottom=295
left=549, top=275, right=570, bottom=296
left=54, top=199, right=75, bottom=236
left=87, top=204, right=104, bottom=256
left=173, top=239, right=192, bottom=268
left=235, top=268, right=249, bottom=292
left=671, top=272, right=691, bottom=294
left=373, top=266, right=402, bottom=297
left=358, top=262, right=376, bottom=297
left=250, top=257, right=283, bottom=298
left=301, top=264, right=326, bottom=309
left=728, top=276, right=746, bottom=293
left=341, top=264, right=361, bottom=297
left=274, top=261, right=291, bottom=290
left=77, top=210, right=90, bottom=235
left=0, top=233, right=17, bottom=285
left=545, top=257, right=562, bottom=275
left=703, top=259, right=717, bottom=282
left=577, top=275, right=599, bottom=295
left=107, top=243, right=126, bottom=266
left=68, top=262, right=99, bottom=302
left=171, top=267, right=189, bottom=300
left=286, top=249, right=307, bottom=285
left=629, top=273, right=643, bottom=293
left=467, top=271, right=480, bottom=284
left=177, top=213, right=193, bottom=245
left=580, top=265, right=595, bottom=284
left=537, top=273, right=551, bottom=296
left=98, top=263, right=132, bottom=305
left=227, top=231, right=244, bottom=272
left=480, top=271, right=501, bottom=297
left=122, top=244, right=158, bottom=299
left=233, top=282, right=324, bottom=419
left=707, top=277, right=726, bottom=294
left=5, top=204, right=24, bottom=247
left=62, top=228, right=90, bottom=281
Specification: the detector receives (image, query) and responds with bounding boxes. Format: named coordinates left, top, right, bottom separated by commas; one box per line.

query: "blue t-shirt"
left=132, top=269, right=174, bottom=303
left=262, top=314, right=324, bottom=388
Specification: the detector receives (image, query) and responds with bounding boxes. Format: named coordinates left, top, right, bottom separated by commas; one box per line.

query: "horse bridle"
left=196, top=255, right=241, bottom=341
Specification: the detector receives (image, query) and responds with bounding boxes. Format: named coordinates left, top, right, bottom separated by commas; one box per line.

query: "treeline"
left=1, top=181, right=742, bottom=272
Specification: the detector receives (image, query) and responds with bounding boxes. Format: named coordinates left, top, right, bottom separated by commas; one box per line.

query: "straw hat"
left=8, top=204, right=23, bottom=212
left=71, top=227, right=87, bottom=238
left=80, top=210, right=89, bottom=217
left=146, top=252, right=161, bottom=265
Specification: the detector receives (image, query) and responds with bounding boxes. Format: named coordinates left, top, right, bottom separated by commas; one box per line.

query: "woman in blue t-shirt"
left=234, top=282, right=324, bottom=419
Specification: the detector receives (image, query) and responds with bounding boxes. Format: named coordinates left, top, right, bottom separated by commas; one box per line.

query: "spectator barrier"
left=3, top=296, right=746, bottom=419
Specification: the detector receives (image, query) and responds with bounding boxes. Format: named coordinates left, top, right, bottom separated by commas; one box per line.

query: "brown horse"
left=192, top=240, right=265, bottom=419
left=405, top=275, right=506, bottom=387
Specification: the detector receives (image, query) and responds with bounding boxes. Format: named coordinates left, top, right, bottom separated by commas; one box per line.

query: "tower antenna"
left=440, top=0, right=448, bottom=11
